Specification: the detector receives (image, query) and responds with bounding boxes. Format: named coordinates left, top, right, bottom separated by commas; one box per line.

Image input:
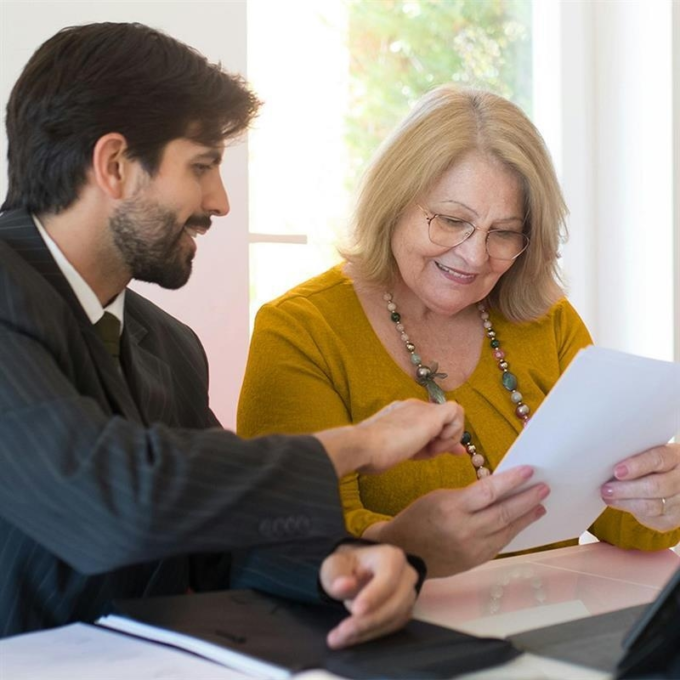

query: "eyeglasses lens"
left=429, top=215, right=528, bottom=260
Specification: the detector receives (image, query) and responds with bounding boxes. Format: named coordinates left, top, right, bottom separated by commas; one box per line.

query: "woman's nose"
left=453, top=227, right=489, bottom=265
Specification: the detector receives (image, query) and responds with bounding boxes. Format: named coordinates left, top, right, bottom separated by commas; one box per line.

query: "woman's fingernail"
left=520, top=465, right=534, bottom=479
left=602, top=484, right=614, bottom=497
left=614, top=464, right=629, bottom=479
left=535, top=505, right=547, bottom=518
left=538, top=484, right=550, bottom=500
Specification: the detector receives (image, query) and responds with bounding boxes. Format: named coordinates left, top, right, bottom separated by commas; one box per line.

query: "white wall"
left=535, top=0, right=677, bottom=362
left=0, top=1, right=250, bottom=428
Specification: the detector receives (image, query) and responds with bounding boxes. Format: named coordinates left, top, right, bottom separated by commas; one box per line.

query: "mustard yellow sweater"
left=238, top=265, right=680, bottom=551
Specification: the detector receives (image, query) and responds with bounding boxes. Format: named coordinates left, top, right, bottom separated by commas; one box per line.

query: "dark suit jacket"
left=0, top=209, right=346, bottom=638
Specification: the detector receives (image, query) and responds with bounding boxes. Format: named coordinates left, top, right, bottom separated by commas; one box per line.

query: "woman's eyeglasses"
left=417, top=205, right=530, bottom=261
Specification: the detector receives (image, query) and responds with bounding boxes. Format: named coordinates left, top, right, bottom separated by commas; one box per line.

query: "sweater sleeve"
left=238, top=301, right=352, bottom=436
left=590, top=508, right=680, bottom=550
left=553, top=298, right=593, bottom=370
left=340, top=472, right=393, bottom=537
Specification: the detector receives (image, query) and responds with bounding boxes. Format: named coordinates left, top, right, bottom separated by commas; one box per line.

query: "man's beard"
left=109, top=197, right=209, bottom=290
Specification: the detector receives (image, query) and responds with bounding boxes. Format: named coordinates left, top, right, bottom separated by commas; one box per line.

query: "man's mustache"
left=185, top=215, right=212, bottom=230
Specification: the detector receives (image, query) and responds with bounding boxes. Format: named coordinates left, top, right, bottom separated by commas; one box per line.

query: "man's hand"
left=316, top=399, right=465, bottom=478
left=319, top=543, right=419, bottom=649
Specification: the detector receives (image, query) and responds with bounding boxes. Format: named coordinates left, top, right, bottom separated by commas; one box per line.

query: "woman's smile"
left=434, top=260, right=478, bottom=284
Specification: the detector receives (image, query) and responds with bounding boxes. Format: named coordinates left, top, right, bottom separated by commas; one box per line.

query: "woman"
left=238, top=86, right=680, bottom=577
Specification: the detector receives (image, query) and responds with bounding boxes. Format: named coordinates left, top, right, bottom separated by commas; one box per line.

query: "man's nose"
left=204, top=172, right=230, bottom=217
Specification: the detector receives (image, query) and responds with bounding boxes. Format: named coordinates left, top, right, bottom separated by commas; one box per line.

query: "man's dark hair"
left=2, top=22, right=260, bottom=214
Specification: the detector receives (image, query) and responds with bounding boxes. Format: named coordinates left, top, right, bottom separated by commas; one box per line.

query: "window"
left=247, top=0, right=533, bottom=325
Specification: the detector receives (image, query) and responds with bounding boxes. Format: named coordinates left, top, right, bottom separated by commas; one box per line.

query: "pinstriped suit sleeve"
left=0, top=242, right=345, bottom=578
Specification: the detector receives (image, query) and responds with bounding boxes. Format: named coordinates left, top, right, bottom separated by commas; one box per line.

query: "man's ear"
left=91, top=133, right=138, bottom=199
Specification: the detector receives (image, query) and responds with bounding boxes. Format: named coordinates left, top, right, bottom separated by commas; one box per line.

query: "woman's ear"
left=90, top=133, right=135, bottom=200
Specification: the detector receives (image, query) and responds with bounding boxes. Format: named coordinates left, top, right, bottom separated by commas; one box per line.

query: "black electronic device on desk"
left=615, top=565, right=680, bottom=679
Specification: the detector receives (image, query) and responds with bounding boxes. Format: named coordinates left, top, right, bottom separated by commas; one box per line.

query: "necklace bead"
left=384, top=294, right=533, bottom=477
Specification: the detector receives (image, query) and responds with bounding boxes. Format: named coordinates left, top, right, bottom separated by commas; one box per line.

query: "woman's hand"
left=364, top=465, right=549, bottom=578
left=601, top=442, right=680, bottom=531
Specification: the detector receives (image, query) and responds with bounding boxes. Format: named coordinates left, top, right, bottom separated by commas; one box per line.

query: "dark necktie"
left=94, top=312, right=121, bottom=359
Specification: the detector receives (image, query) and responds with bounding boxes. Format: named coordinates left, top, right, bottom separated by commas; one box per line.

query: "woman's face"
left=390, top=151, right=525, bottom=317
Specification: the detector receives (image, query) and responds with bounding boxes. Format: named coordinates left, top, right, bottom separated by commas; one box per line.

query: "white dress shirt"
left=33, top=215, right=125, bottom=331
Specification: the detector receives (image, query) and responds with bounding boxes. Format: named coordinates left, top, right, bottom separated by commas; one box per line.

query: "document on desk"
left=0, top=622, right=253, bottom=680
left=496, top=346, right=680, bottom=553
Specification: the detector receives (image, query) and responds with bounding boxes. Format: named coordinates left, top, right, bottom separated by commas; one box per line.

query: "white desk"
left=409, top=541, right=680, bottom=679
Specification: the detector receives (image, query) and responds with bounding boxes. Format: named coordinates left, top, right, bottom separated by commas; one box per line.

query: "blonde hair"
left=340, top=86, right=567, bottom=323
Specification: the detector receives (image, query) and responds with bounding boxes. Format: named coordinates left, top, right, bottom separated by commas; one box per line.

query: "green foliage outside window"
left=345, top=0, right=532, bottom=185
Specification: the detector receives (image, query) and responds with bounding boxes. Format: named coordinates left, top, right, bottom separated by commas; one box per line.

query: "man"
left=0, top=22, right=466, bottom=646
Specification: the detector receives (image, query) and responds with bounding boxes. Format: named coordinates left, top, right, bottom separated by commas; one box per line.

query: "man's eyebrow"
left=193, top=149, right=223, bottom=164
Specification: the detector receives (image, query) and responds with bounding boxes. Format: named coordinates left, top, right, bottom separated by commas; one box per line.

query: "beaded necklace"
left=383, top=293, right=532, bottom=478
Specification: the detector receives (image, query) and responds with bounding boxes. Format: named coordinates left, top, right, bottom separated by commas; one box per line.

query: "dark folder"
left=108, top=589, right=520, bottom=679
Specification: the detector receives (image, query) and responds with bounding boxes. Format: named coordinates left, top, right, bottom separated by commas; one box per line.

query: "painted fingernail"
left=535, top=505, right=547, bottom=518
left=602, top=484, right=614, bottom=497
left=614, top=464, right=629, bottom=479
left=519, top=465, right=534, bottom=479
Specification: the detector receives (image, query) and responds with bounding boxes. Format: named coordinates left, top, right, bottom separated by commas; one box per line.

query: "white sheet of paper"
left=0, top=622, right=256, bottom=680
left=97, top=614, right=290, bottom=680
left=495, top=346, right=680, bottom=553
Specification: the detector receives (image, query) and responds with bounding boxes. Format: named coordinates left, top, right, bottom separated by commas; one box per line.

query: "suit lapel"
left=0, top=209, right=144, bottom=423
left=122, top=305, right=175, bottom=425
left=0, top=209, right=90, bottom=320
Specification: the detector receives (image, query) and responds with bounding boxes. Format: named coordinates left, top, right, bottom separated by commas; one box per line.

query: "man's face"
left=110, top=138, right=228, bottom=289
